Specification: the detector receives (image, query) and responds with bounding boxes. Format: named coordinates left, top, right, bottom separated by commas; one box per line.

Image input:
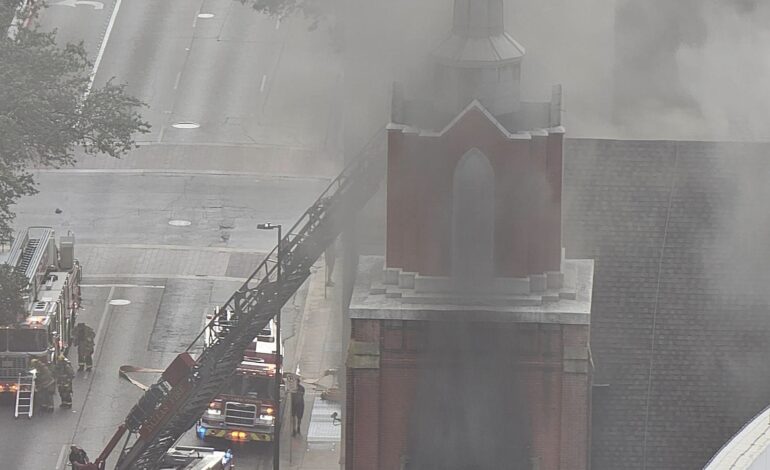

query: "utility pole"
left=258, top=222, right=282, bottom=470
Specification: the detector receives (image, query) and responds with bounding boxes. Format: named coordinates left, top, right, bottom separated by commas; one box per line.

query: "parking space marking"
left=54, top=444, right=67, bottom=470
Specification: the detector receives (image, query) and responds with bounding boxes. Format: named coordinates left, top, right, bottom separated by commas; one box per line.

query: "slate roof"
left=563, top=139, right=770, bottom=470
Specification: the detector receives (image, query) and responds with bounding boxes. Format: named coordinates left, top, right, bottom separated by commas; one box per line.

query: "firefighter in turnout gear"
left=54, top=355, right=75, bottom=408
left=30, top=358, right=56, bottom=412
left=73, top=322, right=96, bottom=371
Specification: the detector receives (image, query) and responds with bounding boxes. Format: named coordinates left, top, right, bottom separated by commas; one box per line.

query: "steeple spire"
left=434, top=0, right=525, bottom=66
left=453, top=0, right=505, bottom=38
left=432, top=0, right=525, bottom=117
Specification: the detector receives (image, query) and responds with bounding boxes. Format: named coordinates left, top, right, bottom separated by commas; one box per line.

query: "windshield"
left=7, top=329, right=47, bottom=352
left=226, top=374, right=273, bottom=400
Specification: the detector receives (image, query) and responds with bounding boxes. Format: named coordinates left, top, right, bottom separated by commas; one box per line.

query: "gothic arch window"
left=451, top=148, right=495, bottom=284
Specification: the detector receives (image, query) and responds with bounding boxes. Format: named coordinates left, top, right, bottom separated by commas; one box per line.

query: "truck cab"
left=197, top=317, right=282, bottom=443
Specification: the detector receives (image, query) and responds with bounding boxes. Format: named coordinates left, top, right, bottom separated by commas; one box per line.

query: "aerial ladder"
left=89, top=130, right=386, bottom=470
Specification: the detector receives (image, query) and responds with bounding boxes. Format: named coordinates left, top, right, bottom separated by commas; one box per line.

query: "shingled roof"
left=563, top=139, right=770, bottom=470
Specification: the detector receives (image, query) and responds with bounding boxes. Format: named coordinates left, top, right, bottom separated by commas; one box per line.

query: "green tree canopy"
left=0, top=263, right=26, bottom=325
left=0, top=27, right=150, bottom=238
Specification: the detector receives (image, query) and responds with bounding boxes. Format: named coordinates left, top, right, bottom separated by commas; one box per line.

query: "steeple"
left=432, top=0, right=525, bottom=117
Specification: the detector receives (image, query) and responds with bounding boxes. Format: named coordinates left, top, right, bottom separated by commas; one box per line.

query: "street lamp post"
left=257, top=222, right=282, bottom=470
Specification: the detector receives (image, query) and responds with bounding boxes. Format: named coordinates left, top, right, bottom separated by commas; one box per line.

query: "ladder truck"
left=0, top=227, right=82, bottom=417
left=86, top=130, right=385, bottom=470
left=196, top=317, right=282, bottom=443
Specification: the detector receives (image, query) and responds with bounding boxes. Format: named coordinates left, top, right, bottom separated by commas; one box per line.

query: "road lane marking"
left=84, top=273, right=250, bottom=282
left=86, top=0, right=123, bottom=96
left=52, top=0, right=104, bottom=9
left=33, top=168, right=333, bottom=181
left=173, top=71, right=182, bottom=90
left=68, top=286, right=114, bottom=447
left=54, top=444, right=67, bottom=470
left=260, top=74, right=268, bottom=93
left=82, top=284, right=166, bottom=288
left=79, top=243, right=264, bottom=253
left=95, top=286, right=115, bottom=349
left=275, top=18, right=281, bottom=29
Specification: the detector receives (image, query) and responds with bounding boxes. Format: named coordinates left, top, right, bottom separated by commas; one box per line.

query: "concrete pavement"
left=280, top=254, right=344, bottom=470
left=0, top=0, right=343, bottom=467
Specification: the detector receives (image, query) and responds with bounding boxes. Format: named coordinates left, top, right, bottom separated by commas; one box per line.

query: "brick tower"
left=345, top=1, right=595, bottom=469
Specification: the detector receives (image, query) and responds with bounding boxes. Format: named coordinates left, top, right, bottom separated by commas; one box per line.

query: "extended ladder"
left=14, top=372, right=35, bottom=419
left=110, top=129, right=386, bottom=470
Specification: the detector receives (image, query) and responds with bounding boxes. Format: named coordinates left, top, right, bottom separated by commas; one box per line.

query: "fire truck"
left=0, top=227, right=81, bottom=395
left=196, top=312, right=282, bottom=443
left=77, top=128, right=385, bottom=470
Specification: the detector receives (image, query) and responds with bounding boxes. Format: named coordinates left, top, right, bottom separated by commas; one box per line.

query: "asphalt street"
left=1, top=0, right=340, bottom=468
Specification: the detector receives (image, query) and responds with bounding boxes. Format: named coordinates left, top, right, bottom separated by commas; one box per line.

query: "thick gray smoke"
left=407, top=322, right=531, bottom=470
left=614, top=0, right=770, bottom=140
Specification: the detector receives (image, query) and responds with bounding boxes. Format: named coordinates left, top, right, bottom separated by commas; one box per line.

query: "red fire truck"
left=196, top=312, right=282, bottom=443
left=0, top=227, right=81, bottom=394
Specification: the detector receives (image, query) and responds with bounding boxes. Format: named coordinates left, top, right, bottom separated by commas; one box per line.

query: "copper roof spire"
left=434, top=0, right=525, bottom=66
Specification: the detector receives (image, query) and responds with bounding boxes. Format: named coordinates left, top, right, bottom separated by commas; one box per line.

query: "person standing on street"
left=54, top=355, right=75, bottom=408
left=291, top=381, right=305, bottom=437
left=30, top=358, right=56, bottom=412
left=73, top=322, right=96, bottom=371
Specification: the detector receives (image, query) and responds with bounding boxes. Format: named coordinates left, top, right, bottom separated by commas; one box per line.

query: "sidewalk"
left=281, top=256, right=343, bottom=470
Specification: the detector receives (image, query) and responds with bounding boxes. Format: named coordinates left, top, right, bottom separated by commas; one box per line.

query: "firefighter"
left=54, top=355, right=75, bottom=408
left=291, top=381, right=305, bottom=437
left=69, top=445, right=93, bottom=469
left=73, top=322, right=96, bottom=371
left=30, top=358, right=56, bottom=412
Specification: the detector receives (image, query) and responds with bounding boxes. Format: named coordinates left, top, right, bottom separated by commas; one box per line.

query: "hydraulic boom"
left=93, top=130, right=385, bottom=470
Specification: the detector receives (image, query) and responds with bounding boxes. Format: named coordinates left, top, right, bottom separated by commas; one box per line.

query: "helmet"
left=30, top=359, right=40, bottom=366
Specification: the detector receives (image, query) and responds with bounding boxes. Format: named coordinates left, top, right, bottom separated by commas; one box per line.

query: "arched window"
left=451, top=148, right=495, bottom=284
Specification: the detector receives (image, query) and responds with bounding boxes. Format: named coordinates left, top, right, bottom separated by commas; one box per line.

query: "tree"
left=0, top=27, right=150, bottom=239
left=0, top=263, right=26, bottom=325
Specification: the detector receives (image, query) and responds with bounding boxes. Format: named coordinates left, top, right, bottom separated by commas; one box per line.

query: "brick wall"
left=385, top=107, right=564, bottom=278
left=346, top=319, right=591, bottom=469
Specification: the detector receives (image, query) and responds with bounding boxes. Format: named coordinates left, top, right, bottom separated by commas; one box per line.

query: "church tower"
left=346, top=2, right=594, bottom=469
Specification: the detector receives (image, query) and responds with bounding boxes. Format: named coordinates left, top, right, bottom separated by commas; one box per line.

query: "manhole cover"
left=197, top=13, right=215, bottom=18
left=168, top=219, right=192, bottom=227
left=109, top=299, right=131, bottom=306
left=172, top=122, right=200, bottom=129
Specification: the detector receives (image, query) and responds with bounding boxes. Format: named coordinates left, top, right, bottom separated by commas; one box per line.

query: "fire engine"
left=78, top=128, right=385, bottom=469
left=0, top=227, right=81, bottom=394
left=196, top=311, right=282, bottom=443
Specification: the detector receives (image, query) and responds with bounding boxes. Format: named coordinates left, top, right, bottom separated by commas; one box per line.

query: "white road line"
left=260, top=74, right=268, bottom=93
left=275, top=18, right=281, bottom=29
left=33, top=168, right=333, bottom=181
left=68, top=286, right=115, bottom=447
left=95, top=286, right=115, bottom=347
left=54, top=444, right=67, bottom=470
left=86, top=0, right=123, bottom=96
left=173, top=71, right=182, bottom=90
left=81, top=284, right=166, bottom=288
left=83, top=273, right=249, bottom=282
left=80, top=243, right=264, bottom=253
